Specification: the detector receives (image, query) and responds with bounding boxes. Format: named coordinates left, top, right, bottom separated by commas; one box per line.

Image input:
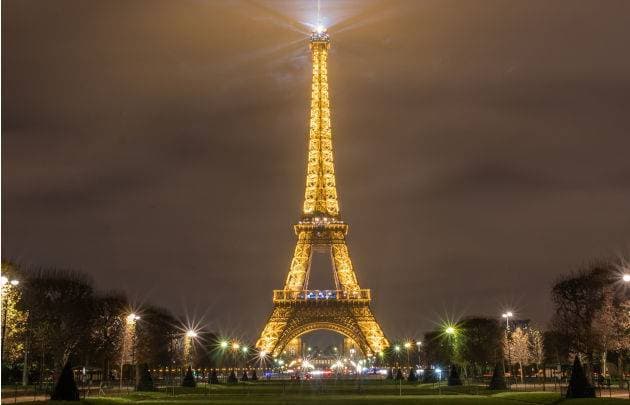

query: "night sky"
left=3, top=0, right=630, bottom=342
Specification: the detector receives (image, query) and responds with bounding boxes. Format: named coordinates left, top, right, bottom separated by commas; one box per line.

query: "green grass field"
left=42, top=381, right=626, bottom=405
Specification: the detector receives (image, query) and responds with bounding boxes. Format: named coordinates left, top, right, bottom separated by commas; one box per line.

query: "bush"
left=566, top=356, right=595, bottom=398
left=51, top=361, right=79, bottom=401
left=181, top=366, right=196, bottom=387
left=136, top=363, right=154, bottom=391
left=422, top=369, right=437, bottom=383
left=448, top=364, right=462, bottom=386
left=488, top=363, right=507, bottom=390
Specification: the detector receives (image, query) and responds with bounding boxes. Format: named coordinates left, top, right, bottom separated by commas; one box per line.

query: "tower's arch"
left=274, top=322, right=370, bottom=357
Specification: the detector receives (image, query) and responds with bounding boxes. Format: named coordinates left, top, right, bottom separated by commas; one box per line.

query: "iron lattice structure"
left=256, top=30, right=389, bottom=357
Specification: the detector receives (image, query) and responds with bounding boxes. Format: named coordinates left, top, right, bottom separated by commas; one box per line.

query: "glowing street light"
left=242, top=346, right=248, bottom=353
left=232, top=342, right=240, bottom=351
left=404, top=342, right=411, bottom=349
left=394, top=345, right=400, bottom=352
left=623, top=274, right=630, bottom=282
left=445, top=326, right=456, bottom=335
left=220, top=340, right=228, bottom=349
left=186, top=330, right=198, bottom=338
left=502, top=311, right=513, bottom=331
left=126, top=313, right=140, bottom=324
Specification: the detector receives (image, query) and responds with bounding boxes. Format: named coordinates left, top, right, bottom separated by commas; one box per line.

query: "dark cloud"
left=3, top=0, right=630, bottom=340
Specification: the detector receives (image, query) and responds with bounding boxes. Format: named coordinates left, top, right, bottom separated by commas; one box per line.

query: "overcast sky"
left=3, top=0, right=630, bottom=341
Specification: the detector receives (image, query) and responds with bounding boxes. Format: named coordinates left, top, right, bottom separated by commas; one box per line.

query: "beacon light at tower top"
left=310, top=25, right=330, bottom=43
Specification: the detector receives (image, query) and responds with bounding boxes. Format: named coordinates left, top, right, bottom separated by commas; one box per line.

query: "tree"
left=182, top=366, right=196, bottom=387
left=209, top=369, right=219, bottom=384
left=51, top=361, right=79, bottom=401
left=488, top=363, right=507, bottom=390
left=136, top=363, right=154, bottom=391
left=504, top=327, right=530, bottom=383
left=395, top=368, right=404, bottom=380
left=448, top=364, right=462, bottom=386
left=550, top=261, right=623, bottom=374
left=250, top=369, right=258, bottom=381
left=89, top=292, right=127, bottom=380
left=386, top=368, right=393, bottom=380
left=529, top=328, right=544, bottom=372
left=566, top=356, right=595, bottom=398
left=457, top=317, right=503, bottom=377
left=135, top=305, right=179, bottom=368
left=241, top=371, right=249, bottom=381
left=407, top=368, right=417, bottom=382
left=20, top=269, right=95, bottom=370
left=227, top=370, right=238, bottom=383
left=0, top=261, right=28, bottom=382
left=422, top=330, right=454, bottom=369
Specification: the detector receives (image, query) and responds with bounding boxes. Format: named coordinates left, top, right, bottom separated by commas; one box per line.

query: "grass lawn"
left=40, top=382, right=626, bottom=405
left=13, top=380, right=620, bottom=405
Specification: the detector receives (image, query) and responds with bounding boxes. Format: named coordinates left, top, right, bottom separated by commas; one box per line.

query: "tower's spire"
left=302, top=28, right=339, bottom=218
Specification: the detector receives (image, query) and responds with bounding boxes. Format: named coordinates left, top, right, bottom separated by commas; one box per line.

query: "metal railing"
left=273, top=289, right=371, bottom=303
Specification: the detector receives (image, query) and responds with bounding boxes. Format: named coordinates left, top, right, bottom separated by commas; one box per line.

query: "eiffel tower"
left=256, top=28, right=389, bottom=357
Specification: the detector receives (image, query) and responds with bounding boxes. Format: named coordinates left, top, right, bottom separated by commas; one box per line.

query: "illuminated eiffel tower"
left=256, top=28, right=389, bottom=357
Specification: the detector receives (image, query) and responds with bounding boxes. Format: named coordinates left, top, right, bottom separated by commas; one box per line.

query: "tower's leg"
left=331, top=232, right=360, bottom=291
left=284, top=231, right=313, bottom=291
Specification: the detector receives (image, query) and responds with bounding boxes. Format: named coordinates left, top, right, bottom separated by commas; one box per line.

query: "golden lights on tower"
left=256, top=28, right=389, bottom=357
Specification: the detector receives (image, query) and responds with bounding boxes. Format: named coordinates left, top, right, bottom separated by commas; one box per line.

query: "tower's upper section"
left=302, top=28, right=340, bottom=219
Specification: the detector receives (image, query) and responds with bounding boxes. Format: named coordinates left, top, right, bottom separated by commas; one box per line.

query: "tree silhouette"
left=407, top=368, right=417, bottom=382
left=251, top=369, right=258, bottom=381
left=395, top=368, right=404, bottom=380
left=488, top=363, right=507, bottom=390
left=227, top=370, right=238, bottom=383
left=566, top=356, right=595, bottom=398
left=135, top=363, right=154, bottom=391
left=241, top=371, right=249, bottom=381
left=181, top=366, right=196, bottom=387
left=448, top=364, right=462, bottom=386
left=209, top=369, right=219, bottom=384
left=51, top=361, right=79, bottom=401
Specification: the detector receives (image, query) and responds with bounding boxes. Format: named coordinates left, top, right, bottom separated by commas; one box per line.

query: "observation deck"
left=273, top=289, right=371, bottom=303
left=310, top=28, right=330, bottom=45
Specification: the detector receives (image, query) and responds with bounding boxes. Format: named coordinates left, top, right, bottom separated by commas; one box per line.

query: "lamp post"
left=623, top=274, right=630, bottom=283
left=404, top=342, right=411, bottom=368
left=120, top=313, right=140, bottom=391
left=502, top=311, right=513, bottom=381
left=1, top=276, right=19, bottom=360
left=185, top=330, right=198, bottom=368
left=231, top=342, right=240, bottom=370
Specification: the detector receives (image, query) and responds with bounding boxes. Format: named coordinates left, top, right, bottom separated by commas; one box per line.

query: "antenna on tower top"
left=317, top=0, right=321, bottom=27
left=312, top=0, right=327, bottom=40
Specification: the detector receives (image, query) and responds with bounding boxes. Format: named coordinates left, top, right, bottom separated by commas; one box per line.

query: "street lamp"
left=404, top=342, right=412, bottom=367
left=623, top=274, right=630, bottom=283
left=120, top=312, right=140, bottom=390
left=186, top=330, right=198, bottom=338
left=502, top=312, right=513, bottom=330
left=502, top=311, right=514, bottom=380
left=1, top=277, right=20, bottom=361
